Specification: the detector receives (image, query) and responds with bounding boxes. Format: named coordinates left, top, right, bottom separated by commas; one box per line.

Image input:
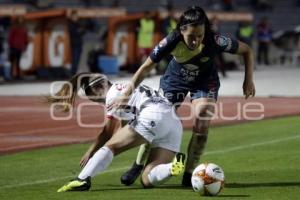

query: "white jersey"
left=105, top=83, right=171, bottom=120
left=106, top=83, right=182, bottom=153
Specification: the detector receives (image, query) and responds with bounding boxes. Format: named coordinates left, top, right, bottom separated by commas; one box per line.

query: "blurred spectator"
left=0, top=25, right=11, bottom=81
left=256, top=16, right=272, bottom=65
left=273, top=30, right=300, bottom=66
left=68, top=10, right=86, bottom=75
left=236, top=21, right=254, bottom=47
left=157, top=4, right=177, bottom=74
left=137, top=11, right=155, bottom=65
left=210, top=15, right=220, bottom=32
left=162, top=5, right=177, bottom=37
left=211, top=0, right=222, bottom=10
left=0, top=26, right=4, bottom=56
left=87, top=30, right=108, bottom=73
left=8, top=16, right=28, bottom=80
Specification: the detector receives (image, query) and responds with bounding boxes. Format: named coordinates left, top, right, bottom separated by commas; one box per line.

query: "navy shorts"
left=160, top=79, right=220, bottom=106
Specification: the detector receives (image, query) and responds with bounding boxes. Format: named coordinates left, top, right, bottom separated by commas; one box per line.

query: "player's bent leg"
left=121, top=143, right=151, bottom=186
left=141, top=148, right=185, bottom=187
left=182, top=120, right=210, bottom=187
left=141, top=148, right=175, bottom=187
left=57, top=125, right=147, bottom=192
left=105, top=125, right=148, bottom=156
left=182, top=98, right=215, bottom=187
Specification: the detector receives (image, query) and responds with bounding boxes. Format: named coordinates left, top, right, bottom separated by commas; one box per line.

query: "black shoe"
left=120, top=162, right=144, bottom=186
left=181, top=172, right=192, bottom=187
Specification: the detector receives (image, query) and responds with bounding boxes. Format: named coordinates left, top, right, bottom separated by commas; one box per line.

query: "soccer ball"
left=191, top=163, right=225, bottom=196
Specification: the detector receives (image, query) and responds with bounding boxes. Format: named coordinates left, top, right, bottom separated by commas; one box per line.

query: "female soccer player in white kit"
left=54, top=74, right=185, bottom=191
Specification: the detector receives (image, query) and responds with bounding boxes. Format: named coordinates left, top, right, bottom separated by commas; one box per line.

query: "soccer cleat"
left=120, top=162, right=144, bottom=186
left=57, top=177, right=91, bottom=192
left=181, top=172, right=192, bottom=187
left=171, top=153, right=186, bottom=176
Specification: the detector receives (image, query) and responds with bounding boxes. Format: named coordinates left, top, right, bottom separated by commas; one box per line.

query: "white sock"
left=78, top=146, right=114, bottom=180
left=147, top=163, right=172, bottom=185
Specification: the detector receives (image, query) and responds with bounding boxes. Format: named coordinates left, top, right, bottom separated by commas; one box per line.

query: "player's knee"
left=104, top=144, right=120, bottom=155
left=140, top=171, right=153, bottom=188
left=140, top=164, right=156, bottom=188
left=195, top=104, right=215, bottom=119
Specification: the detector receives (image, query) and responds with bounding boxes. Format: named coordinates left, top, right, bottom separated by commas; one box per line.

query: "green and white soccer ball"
left=191, top=163, right=225, bottom=196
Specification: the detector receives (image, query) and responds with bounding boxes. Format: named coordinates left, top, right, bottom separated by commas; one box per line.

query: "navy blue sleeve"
left=149, top=31, right=180, bottom=63
left=214, top=34, right=239, bottom=53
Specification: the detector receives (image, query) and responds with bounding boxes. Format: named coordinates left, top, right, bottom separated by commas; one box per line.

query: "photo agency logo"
left=49, top=77, right=264, bottom=127
left=171, top=92, right=265, bottom=121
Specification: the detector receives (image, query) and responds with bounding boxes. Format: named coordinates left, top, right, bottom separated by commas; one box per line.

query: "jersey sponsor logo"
left=180, top=67, right=200, bottom=82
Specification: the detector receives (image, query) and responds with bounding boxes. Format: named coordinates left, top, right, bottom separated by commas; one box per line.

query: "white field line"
left=0, top=125, right=79, bottom=137
left=0, top=138, right=93, bottom=153
left=0, top=134, right=299, bottom=190
left=204, top=134, right=300, bottom=155
left=0, top=112, right=104, bottom=137
left=0, top=112, right=102, bottom=126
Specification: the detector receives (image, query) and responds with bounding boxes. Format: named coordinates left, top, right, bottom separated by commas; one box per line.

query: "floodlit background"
left=0, top=1, right=299, bottom=199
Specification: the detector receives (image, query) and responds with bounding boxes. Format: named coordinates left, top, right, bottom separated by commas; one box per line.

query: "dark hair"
left=44, top=73, right=112, bottom=112
left=176, top=6, right=216, bottom=55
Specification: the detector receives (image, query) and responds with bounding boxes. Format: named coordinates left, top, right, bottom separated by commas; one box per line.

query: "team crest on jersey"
left=115, top=83, right=126, bottom=91
left=215, top=35, right=228, bottom=46
left=159, top=38, right=167, bottom=47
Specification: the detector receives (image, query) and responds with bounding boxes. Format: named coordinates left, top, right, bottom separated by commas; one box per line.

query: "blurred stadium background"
left=0, top=0, right=300, bottom=199
left=0, top=0, right=299, bottom=79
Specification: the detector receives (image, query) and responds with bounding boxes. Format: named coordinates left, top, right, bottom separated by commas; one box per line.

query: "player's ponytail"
left=44, top=72, right=111, bottom=112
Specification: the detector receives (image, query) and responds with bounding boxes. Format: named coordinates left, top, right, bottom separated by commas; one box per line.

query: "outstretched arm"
left=109, top=57, right=156, bottom=110
left=236, top=41, right=256, bottom=99
left=127, top=57, right=157, bottom=91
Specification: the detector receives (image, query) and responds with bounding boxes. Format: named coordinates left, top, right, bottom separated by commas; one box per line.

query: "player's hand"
left=80, top=151, right=92, bottom=168
left=107, top=95, right=129, bottom=112
left=243, top=79, right=255, bottom=99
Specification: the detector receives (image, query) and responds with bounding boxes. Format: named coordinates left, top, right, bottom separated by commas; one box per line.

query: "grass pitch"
left=0, top=116, right=299, bottom=200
